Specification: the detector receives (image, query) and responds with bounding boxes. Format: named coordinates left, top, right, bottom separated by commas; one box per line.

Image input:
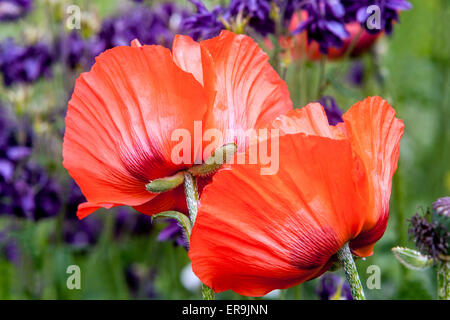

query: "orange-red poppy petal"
left=189, top=133, right=367, bottom=296
left=77, top=202, right=119, bottom=219
left=342, top=97, right=404, bottom=256
left=199, top=31, right=293, bottom=150
left=269, top=102, right=343, bottom=138
left=63, top=44, right=209, bottom=218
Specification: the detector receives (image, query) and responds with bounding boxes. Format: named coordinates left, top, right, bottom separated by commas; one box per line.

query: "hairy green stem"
left=183, top=172, right=215, bottom=300
left=183, top=172, right=199, bottom=226
left=336, top=243, right=366, bottom=300
left=437, top=260, right=450, bottom=300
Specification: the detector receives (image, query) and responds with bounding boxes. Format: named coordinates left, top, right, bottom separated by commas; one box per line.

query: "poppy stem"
left=437, top=260, right=450, bottom=300
left=336, top=243, right=366, bottom=300
left=183, top=172, right=215, bottom=300
left=183, top=172, right=199, bottom=226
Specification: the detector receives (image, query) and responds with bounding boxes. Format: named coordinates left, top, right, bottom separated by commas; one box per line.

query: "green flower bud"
left=146, top=171, right=185, bottom=193
left=392, top=246, right=433, bottom=270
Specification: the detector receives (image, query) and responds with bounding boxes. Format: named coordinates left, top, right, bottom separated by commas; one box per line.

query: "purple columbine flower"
left=316, top=274, right=353, bottom=300
left=319, top=96, right=343, bottom=125
left=292, top=0, right=349, bottom=54
left=228, top=0, right=275, bottom=36
left=157, top=219, right=188, bottom=250
left=182, top=0, right=226, bottom=41
left=0, top=38, right=53, bottom=86
left=55, top=31, right=85, bottom=70
left=83, top=2, right=190, bottom=68
left=342, top=0, right=412, bottom=34
left=0, top=103, right=62, bottom=220
left=0, top=0, right=32, bottom=22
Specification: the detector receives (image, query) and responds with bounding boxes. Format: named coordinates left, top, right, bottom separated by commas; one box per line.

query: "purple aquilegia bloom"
left=157, top=219, right=188, bottom=250
left=292, top=0, right=349, bottom=54
left=316, top=274, right=353, bottom=300
left=0, top=104, right=62, bottom=220
left=342, top=0, right=412, bottom=34
left=228, top=0, right=275, bottom=36
left=182, top=0, right=226, bottom=41
left=0, top=38, right=53, bottom=86
left=0, top=0, right=32, bottom=22
left=83, top=2, right=190, bottom=68
left=319, top=96, right=343, bottom=125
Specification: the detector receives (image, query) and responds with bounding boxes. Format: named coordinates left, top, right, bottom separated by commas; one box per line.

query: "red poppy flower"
left=63, top=31, right=292, bottom=219
left=189, top=96, right=404, bottom=296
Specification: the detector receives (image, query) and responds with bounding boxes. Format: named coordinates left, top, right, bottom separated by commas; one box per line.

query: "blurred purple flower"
left=342, top=0, right=412, bottom=34
left=229, top=0, right=275, bottom=36
left=82, top=3, right=190, bottom=68
left=55, top=31, right=85, bottom=70
left=319, top=96, right=343, bottom=125
left=0, top=38, right=53, bottom=86
left=157, top=219, right=188, bottom=250
left=347, top=60, right=365, bottom=86
left=182, top=0, right=226, bottom=40
left=0, top=103, right=62, bottom=220
left=292, top=0, right=349, bottom=54
left=0, top=0, right=32, bottom=22
left=316, top=274, right=353, bottom=300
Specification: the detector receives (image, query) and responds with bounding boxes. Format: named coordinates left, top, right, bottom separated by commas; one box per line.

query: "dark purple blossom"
left=409, top=208, right=449, bottom=259
left=0, top=38, right=53, bottom=86
left=0, top=0, right=32, bottom=22
left=229, top=0, right=275, bottom=36
left=182, top=0, right=226, bottom=40
left=0, top=103, right=62, bottom=220
left=56, top=31, right=85, bottom=70
left=292, top=0, right=349, bottom=54
left=342, top=0, right=412, bottom=34
left=83, top=3, right=190, bottom=68
left=157, top=219, right=188, bottom=250
left=316, top=274, right=353, bottom=300
left=319, top=96, right=343, bottom=125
